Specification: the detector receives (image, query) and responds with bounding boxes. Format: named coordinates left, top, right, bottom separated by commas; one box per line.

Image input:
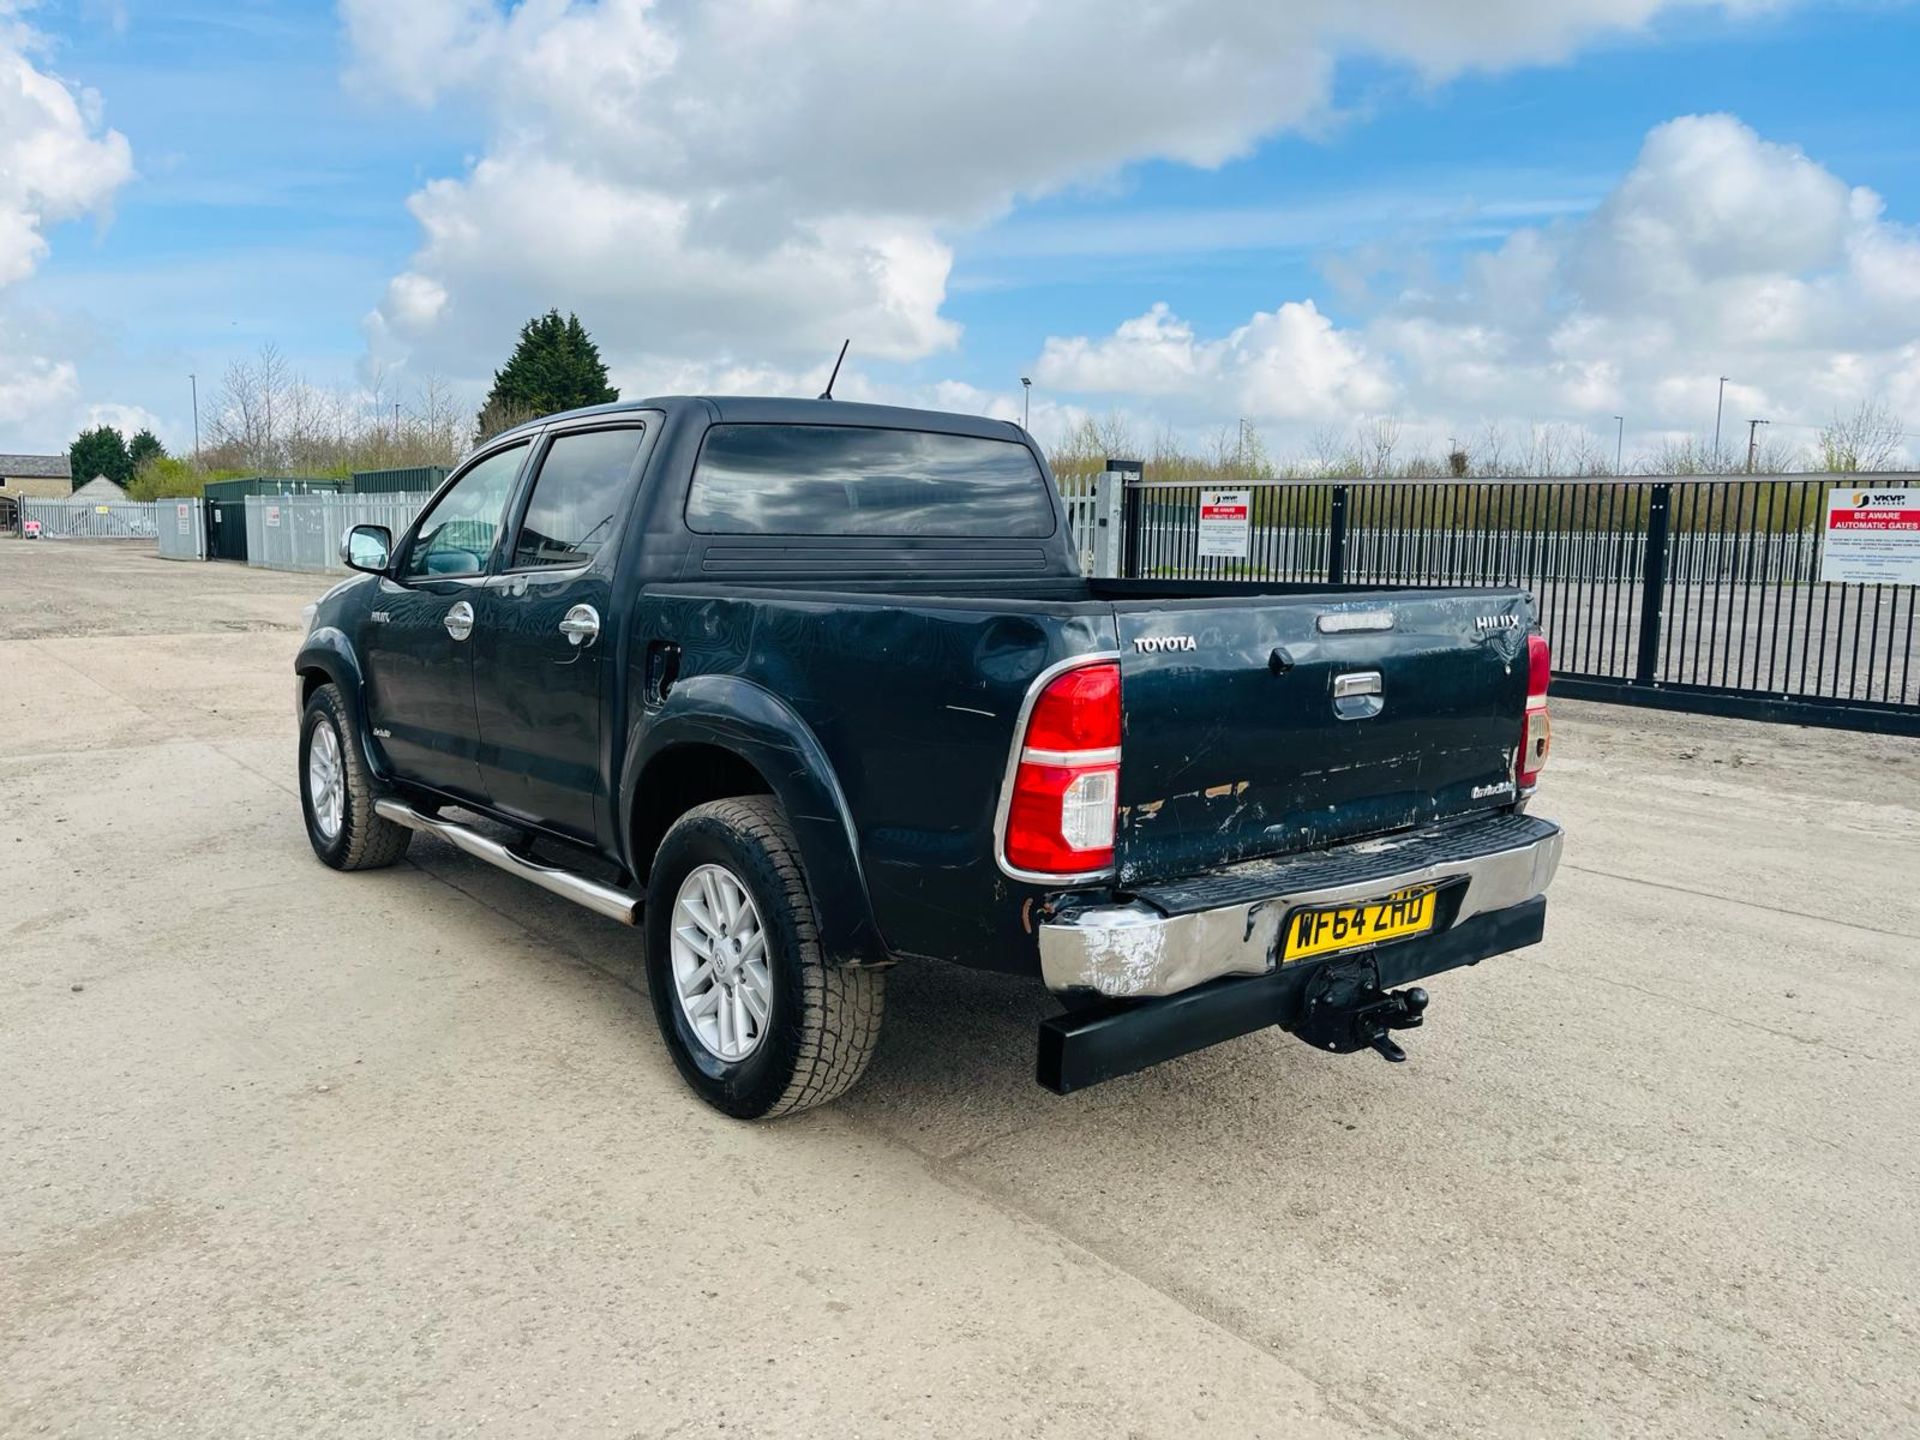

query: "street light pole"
left=1746, top=418, right=1769, bottom=475
left=189, top=373, right=200, bottom=460
left=1713, top=376, right=1729, bottom=468
left=1020, top=377, right=1031, bottom=431
left=1612, top=415, right=1624, bottom=473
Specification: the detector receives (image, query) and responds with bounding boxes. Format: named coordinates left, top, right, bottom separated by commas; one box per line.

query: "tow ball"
left=1292, top=956, right=1430, bottom=1063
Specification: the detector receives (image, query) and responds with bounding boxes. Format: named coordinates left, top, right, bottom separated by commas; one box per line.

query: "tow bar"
left=1292, top=956, right=1430, bottom=1062
left=1035, top=896, right=1545, bottom=1094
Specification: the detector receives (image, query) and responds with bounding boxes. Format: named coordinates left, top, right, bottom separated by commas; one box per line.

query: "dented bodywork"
left=1109, top=588, right=1536, bottom=886
left=1038, top=813, right=1563, bottom=997
left=295, top=392, right=1561, bottom=1098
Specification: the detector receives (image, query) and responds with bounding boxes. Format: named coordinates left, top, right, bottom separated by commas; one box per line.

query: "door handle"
left=559, top=604, right=601, bottom=647
left=443, top=600, right=475, bottom=641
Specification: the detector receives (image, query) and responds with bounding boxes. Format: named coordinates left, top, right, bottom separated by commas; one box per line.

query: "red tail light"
left=1518, top=633, right=1551, bottom=791
left=1003, top=661, right=1121, bottom=875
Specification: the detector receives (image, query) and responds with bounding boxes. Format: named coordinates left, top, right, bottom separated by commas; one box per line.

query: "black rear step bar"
left=1036, top=897, right=1547, bottom=1095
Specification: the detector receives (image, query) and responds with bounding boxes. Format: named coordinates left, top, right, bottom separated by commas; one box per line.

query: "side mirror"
left=341, top=524, right=393, bottom=575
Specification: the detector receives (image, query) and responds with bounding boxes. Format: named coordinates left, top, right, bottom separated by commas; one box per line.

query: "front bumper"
left=1038, top=813, right=1563, bottom=998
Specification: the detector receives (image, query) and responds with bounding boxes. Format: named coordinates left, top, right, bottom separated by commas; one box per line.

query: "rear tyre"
left=299, top=683, right=412, bottom=871
left=645, top=796, right=885, bottom=1119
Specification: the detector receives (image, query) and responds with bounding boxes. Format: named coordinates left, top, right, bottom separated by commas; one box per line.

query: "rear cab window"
left=685, top=423, right=1056, bottom=538
left=510, top=426, right=646, bottom=569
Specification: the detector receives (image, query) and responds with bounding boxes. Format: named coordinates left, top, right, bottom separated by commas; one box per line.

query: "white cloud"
left=1035, top=114, right=1920, bottom=460
left=0, top=351, right=76, bottom=424
left=0, top=9, right=134, bottom=446
left=1037, top=301, right=1393, bottom=421
left=345, top=0, right=1747, bottom=385
left=81, top=399, right=163, bottom=439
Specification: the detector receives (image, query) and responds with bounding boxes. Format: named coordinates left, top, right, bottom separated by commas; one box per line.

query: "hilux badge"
left=1475, top=614, right=1520, bottom=631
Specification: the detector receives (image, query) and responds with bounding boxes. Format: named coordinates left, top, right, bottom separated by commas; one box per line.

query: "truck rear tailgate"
left=1111, top=589, right=1532, bottom=886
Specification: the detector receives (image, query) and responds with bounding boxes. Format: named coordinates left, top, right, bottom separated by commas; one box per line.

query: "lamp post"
left=1612, top=415, right=1624, bottom=473
left=1020, top=377, right=1031, bottom=431
left=1713, top=376, right=1729, bottom=468
left=189, top=373, right=200, bottom=460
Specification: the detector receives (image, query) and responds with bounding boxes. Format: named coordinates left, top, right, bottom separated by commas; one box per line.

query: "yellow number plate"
left=1283, top=887, right=1437, bottom=963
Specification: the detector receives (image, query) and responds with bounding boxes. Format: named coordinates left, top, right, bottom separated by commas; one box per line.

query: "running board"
left=373, top=798, right=645, bottom=925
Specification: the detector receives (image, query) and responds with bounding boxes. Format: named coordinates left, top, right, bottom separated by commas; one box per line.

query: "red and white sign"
left=1197, top=488, right=1251, bottom=559
left=1821, top=488, right=1920, bottom=585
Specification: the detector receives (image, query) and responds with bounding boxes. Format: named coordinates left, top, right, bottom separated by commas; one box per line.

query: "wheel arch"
left=295, top=630, right=382, bottom=776
left=620, top=676, right=886, bottom=968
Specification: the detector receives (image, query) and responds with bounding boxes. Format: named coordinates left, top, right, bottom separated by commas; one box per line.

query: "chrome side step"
left=374, top=798, right=645, bottom=925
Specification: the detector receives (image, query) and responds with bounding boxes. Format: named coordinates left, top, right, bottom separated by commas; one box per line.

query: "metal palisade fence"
left=1095, top=471, right=1920, bottom=735
left=20, top=497, right=161, bottom=539
left=244, top=491, right=432, bottom=573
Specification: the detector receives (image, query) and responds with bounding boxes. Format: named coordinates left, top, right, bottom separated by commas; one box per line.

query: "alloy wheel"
left=308, top=719, right=344, bottom=840
left=670, top=863, right=772, bottom=1062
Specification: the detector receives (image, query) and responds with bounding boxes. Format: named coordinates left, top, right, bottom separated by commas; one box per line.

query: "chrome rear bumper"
left=1039, top=815, right=1563, bottom=998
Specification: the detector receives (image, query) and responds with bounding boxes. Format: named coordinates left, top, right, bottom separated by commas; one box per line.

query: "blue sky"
left=6, top=1, right=1920, bottom=463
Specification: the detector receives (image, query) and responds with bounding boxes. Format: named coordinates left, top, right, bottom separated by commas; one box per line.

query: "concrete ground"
left=3, top=540, right=1916, bottom=1439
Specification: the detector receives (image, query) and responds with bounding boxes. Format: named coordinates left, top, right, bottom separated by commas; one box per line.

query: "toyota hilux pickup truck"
left=294, top=397, right=1560, bottom=1118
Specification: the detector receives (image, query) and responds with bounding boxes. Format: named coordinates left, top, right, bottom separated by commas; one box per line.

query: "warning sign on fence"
left=264, top=505, right=281, bottom=528
left=1197, top=488, right=1251, bottom=559
left=1821, top=488, right=1920, bottom=585
left=176, top=502, right=191, bottom=535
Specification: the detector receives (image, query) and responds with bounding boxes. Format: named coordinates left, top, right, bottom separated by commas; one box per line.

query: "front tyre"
left=299, top=683, right=412, bottom=871
left=645, top=797, right=884, bottom=1119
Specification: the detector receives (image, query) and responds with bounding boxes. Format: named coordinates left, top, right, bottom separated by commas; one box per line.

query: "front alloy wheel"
left=307, top=717, right=345, bottom=841
left=298, top=682, right=411, bottom=871
left=670, top=863, right=773, bottom=1062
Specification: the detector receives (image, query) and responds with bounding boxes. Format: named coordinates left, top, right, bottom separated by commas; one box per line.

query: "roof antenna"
left=817, top=338, right=850, bottom=400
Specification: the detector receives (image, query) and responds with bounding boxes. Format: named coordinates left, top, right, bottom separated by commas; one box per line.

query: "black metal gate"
left=206, top=499, right=248, bottom=561
left=1118, top=474, right=1920, bottom=736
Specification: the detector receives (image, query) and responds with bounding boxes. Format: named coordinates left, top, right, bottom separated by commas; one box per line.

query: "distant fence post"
left=1327, top=484, right=1350, bottom=585
left=1109, top=457, right=1143, bottom=578
left=1634, top=482, right=1673, bottom=684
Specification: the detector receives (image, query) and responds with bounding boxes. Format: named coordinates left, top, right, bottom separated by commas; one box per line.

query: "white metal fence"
left=21, top=497, right=160, bottom=539
left=244, top=492, right=431, bottom=573
left=156, top=499, right=207, bottom=560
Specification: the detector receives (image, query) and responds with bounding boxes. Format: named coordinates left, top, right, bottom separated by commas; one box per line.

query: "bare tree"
left=181, top=342, right=471, bottom=482
left=1305, top=424, right=1348, bottom=477
left=413, top=374, right=467, bottom=465
left=1472, top=423, right=1510, bottom=477
left=1815, top=400, right=1906, bottom=473
left=1644, top=436, right=1742, bottom=475
left=1357, top=416, right=1400, bottom=478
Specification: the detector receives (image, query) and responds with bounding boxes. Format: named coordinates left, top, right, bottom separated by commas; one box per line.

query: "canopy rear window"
left=686, top=423, right=1055, bottom=538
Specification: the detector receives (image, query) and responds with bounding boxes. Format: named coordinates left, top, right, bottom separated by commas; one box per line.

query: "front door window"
left=402, top=444, right=528, bottom=579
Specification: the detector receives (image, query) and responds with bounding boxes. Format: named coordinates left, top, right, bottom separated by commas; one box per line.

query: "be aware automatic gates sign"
left=1197, top=488, right=1251, bottom=559
left=1821, top=488, right=1920, bottom=585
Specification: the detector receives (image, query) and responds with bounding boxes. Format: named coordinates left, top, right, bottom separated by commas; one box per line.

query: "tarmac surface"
left=4, top=540, right=1917, bottom=1438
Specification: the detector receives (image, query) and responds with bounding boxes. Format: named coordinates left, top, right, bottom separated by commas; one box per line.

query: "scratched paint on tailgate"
left=1110, top=590, right=1532, bottom=886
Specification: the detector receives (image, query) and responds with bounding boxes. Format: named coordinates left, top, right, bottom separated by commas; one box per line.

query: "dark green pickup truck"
left=294, top=396, right=1560, bottom=1117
